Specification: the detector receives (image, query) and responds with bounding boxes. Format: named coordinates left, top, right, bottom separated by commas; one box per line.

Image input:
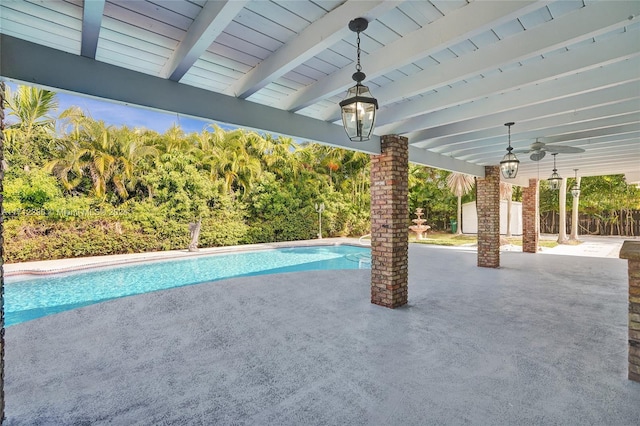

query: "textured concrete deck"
left=5, top=244, right=640, bottom=425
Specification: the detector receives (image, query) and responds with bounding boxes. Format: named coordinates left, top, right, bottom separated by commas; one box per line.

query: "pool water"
left=5, top=245, right=371, bottom=326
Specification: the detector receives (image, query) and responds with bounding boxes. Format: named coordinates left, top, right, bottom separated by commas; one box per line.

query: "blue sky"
left=6, top=81, right=233, bottom=135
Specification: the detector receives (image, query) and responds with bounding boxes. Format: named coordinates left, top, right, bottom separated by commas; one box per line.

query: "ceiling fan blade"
left=530, top=151, right=546, bottom=161
left=546, top=145, right=585, bottom=154
left=512, top=149, right=532, bottom=154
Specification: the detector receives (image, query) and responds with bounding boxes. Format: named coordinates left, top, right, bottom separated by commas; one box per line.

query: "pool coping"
left=3, top=238, right=369, bottom=278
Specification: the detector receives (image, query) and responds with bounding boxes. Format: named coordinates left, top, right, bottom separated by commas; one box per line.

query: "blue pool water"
left=5, top=245, right=371, bottom=326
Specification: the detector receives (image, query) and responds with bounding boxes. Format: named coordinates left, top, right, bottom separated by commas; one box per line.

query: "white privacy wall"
left=462, top=201, right=523, bottom=235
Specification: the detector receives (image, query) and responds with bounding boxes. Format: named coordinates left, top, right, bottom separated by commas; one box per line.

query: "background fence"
left=540, top=210, right=640, bottom=236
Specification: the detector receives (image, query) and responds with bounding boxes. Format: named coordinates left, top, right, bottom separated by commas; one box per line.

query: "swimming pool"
left=5, top=245, right=371, bottom=326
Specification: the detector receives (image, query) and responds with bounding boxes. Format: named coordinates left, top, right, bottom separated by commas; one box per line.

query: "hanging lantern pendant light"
left=500, top=122, right=519, bottom=179
left=340, top=18, right=378, bottom=142
left=570, top=169, right=581, bottom=197
left=548, top=153, right=562, bottom=190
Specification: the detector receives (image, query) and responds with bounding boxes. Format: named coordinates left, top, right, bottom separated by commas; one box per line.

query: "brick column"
left=1, top=81, right=6, bottom=419
left=477, top=166, right=500, bottom=268
left=620, top=241, right=640, bottom=382
left=522, top=178, right=539, bottom=253
left=370, top=135, right=408, bottom=308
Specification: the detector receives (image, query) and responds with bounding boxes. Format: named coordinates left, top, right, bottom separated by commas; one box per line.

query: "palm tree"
left=44, top=137, right=85, bottom=192
left=190, top=125, right=226, bottom=181
left=3, top=85, right=58, bottom=169
left=341, top=150, right=370, bottom=208
left=446, top=172, right=475, bottom=235
left=157, top=124, right=191, bottom=154
left=112, top=127, right=159, bottom=198
left=262, top=134, right=301, bottom=180
left=207, top=128, right=263, bottom=195
left=48, top=109, right=157, bottom=200
left=500, top=182, right=514, bottom=237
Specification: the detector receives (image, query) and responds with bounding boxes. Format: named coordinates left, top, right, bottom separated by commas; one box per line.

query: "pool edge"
left=4, top=238, right=369, bottom=278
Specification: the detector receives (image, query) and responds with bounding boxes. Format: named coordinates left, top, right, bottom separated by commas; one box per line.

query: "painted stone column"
left=1, top=81, right=5, bottom=420
left=557, top=178, right=568, bottom=243
left=476, top=166, right=500, bottom=268
left=370, top=135, right=408, bottom=308
left=620, top=241, right=640, bottom=382
left=522, top=178, right=539, bottom=253
left=570, top=176, right=581, bottom=241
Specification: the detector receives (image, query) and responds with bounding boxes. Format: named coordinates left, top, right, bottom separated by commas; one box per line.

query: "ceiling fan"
left=514, top=138, right=585, bottom=161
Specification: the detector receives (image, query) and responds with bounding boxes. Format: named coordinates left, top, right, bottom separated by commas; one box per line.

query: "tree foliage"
left=3, top=84, right=639, bottom=261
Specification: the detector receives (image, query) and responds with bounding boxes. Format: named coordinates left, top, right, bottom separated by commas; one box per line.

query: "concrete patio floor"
left=4, top=244, right=640, bottom=425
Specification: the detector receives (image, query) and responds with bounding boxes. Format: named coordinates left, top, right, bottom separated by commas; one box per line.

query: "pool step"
left=345, top=253, right=371, bottom=264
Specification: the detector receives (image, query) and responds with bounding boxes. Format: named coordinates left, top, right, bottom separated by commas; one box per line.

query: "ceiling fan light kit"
left=500, top=122, right=519, bottom=179
left=515, top=138, right=586, bottom=162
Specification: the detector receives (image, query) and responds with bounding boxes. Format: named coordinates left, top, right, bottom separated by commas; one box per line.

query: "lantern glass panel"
left=548, top=173, right=562, bottom=191
left=340, top=84, right=377, bottom=141
left=500, top=152, right=519, bottom=179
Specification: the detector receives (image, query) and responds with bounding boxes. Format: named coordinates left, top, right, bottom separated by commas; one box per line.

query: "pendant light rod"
left=349, top=18, right=368, bottom=83
left=505, top=122, right=515, bottom=148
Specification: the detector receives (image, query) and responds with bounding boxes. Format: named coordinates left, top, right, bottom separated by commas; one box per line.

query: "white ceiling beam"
left=278, top=0, right=545, bottom=112
left=449, top=120, right=640, bottom=159
left=544, top=122, right=640, bottom=145
left=506, top=151, right=640, bottom=169
left=374, top=29, right=640, bottom=128
left=530, top=155, right=640, bottom=171
left=413, top=95, right=640, bottom=150
left=517, top=161, right=640, bottom=180
left=1, top=35, right=380, bottom=155
left=80, top=0, right=105, bottom=59
left=444, top=120, right=640, bottom=161
left=161, top=0, right=248, bottom=81
left=467, top=138, right=640, bottom=168
left=460, top=132, right=640, bottom=163
left=380, top=57, right=640, bottom=136
left=407, top=147, right=485, bottom=177
left=370, top=1, right=640, bottom=109
left=224, top=0, right=396, bottom=98
left=410, top=81, right=640, bottom=144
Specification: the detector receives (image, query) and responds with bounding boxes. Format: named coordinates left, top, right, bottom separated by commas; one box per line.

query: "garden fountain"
left=409, top=208, right=430, bottom=240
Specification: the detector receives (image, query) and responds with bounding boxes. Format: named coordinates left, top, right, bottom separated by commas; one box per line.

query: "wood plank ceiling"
left=1, top=0, right=639, bottom=184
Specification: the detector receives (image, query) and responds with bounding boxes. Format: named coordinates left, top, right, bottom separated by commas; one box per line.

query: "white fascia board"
left=0, top=35, right=380, bottom=155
